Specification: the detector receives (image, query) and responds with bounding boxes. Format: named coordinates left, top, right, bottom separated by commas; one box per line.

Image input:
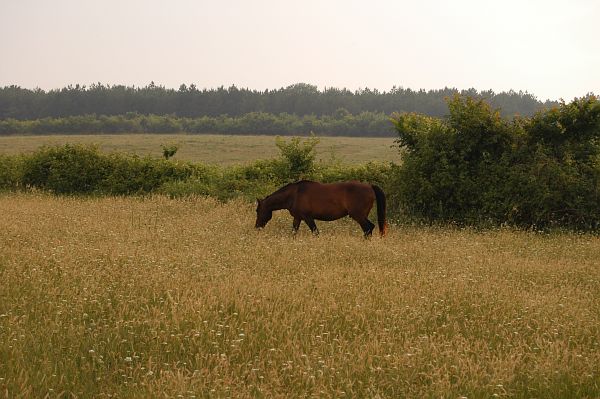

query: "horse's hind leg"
left=363, top=220, right=376, bottom=238
left=292, top=217, right=301, bottom=235
left=304, top=217, right=319, bottom=236
left=349, top=199, right=375, bottom=238
left=354, top=217, right=375, bottom=238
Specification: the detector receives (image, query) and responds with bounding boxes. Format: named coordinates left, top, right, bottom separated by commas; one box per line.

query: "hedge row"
left=0, top=111, right=394, bottom=137
left=0, top=142, right=393, bottom=203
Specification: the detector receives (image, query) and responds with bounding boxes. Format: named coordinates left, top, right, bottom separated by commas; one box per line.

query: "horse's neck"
left=265, top=189, right=291, bottom=211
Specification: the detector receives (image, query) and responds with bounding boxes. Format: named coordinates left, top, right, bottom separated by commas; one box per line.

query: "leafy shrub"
left=16, top=144, right=205, bottom=195
left=506, top=97, right=600, bottom=228
left=391, top=95, right=600, bottom=229
left=274, top=134, right=320, bottom=181
left=157, top=164, right=220, bottom=198
left=157, top=162, right=280, bottom=201
left=100, top=155, right=199, bottom=195
left=392, top=97, right=516, bottom=224
left=21, top=144, right=110, bottom=194
left=0, top=155, right=23, bottom=191
left=317, top=161, right=394, bottom=187
left=161, top=143, right=179, bottom=160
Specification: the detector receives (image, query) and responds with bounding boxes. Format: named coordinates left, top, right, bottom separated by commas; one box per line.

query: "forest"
left=1, top=83, right=556, bottom=120
left=0, top=83, right=560, bottom=137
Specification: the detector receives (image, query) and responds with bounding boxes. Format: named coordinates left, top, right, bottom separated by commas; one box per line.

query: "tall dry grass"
left=1, top=193, right=599, bottom=398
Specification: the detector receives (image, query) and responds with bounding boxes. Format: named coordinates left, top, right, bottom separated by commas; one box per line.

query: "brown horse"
left=255, top=180, right=388, bottom=237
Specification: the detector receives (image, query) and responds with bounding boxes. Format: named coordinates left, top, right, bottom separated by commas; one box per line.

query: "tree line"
left=0, top=111, right=394, bottom=137
left=1, top=83, right=557, bottom=120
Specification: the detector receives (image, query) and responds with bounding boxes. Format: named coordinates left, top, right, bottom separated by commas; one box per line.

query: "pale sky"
left=1, top=0, right=598, bottom=101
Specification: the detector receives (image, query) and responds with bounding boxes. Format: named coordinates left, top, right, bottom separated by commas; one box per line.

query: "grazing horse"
left=255, top=180, right=388, bottom=237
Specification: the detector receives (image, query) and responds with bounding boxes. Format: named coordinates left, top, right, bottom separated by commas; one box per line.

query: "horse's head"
left=255, top=198, right=272, bottom=229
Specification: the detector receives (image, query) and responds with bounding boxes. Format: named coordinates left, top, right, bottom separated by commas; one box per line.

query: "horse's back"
left=293, top=180, right=375, bottom=220
left=298, top=180, right=371, bottom=191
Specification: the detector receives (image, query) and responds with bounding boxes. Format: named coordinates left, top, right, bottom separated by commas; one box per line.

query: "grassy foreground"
left=1, top=194, right=599, bottom=398
left=0, top=134, right=398, bottom=165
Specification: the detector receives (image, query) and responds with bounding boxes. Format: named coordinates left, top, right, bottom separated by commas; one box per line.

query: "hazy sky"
left=1, top=0, right=598, bottom=101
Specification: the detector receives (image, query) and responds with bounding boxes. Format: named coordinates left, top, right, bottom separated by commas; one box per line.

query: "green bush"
left=99, top=154, right=200, bottom=195
left=157, top=163, right=274, bottom=201
left=317, top=161, right=394, bottom=187
left=21, top=144, right=110, bottom=194
left=16, top=144, right=206, bottom=195
left=505, top=97, right=600, bottom=228
left=391, top=97, right=510, bottom=223
left=0, top=155, right=24, bottom=191
left=274, top=134, right=320, bottom=181
left=391, top=95, right=600, bottom=229
left=157, top=164, right=220, bottom=198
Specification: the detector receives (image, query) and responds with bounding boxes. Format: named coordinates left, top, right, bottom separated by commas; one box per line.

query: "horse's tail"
left=371, top=184, right=388, bottom=237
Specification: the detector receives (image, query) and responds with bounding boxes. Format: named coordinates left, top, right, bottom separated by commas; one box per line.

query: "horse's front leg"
left=292, top=217, right=301, bottom=235
left=304, top=217, right=319, bottom=236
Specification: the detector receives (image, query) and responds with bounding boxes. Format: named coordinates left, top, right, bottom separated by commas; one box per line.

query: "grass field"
left=1, top=193, right=599, bottom=398
left=0, top=134, right=399, bottom=165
